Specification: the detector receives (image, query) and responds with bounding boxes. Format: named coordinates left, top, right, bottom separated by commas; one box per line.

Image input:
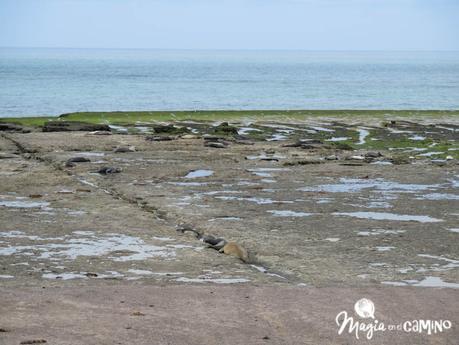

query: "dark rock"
left=339, top=162, right=364, bottom=166
left=97, top=166, right=121, bottom=174
left=300, top=144, right=322, bottom=150
left=0, top=122, right=29, bottom=132
left=211, top=122, right=238, bottom=135
left=67, top=157, right=91, bottom=163
left=42, top=121, right=110, bottom=132
left=283, top=159, right=322, bottom=166
left=145, top=135, right=175, bottom=141
left=65, top=161, right=76, bottom=168
left=300, top=139, right=323, bottom=144
left=20, top=341, right=47, bottom=345
left=152, top=124, right=189, bottom=134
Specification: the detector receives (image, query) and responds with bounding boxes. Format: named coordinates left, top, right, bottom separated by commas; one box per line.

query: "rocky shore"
left=0, top=114, right=458, bottom=344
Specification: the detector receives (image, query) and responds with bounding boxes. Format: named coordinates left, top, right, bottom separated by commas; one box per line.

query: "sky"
left=0, top=0, right=458, bottom=50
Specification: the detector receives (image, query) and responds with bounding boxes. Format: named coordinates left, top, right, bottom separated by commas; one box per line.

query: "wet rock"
left=114, top=146, right=136, bottom=153
left=211, top=122, right=238, bottom=136
left=152, top=124, right=189, bottom=134
left=284, top=159, right=322, bottom=166
left=205, top=142, right=227, bottom=149
left=340, top=162, right=364, bottom=166
left=29, top=194, right=43, bottom=198
left=85, top=272, right=98, bottom=278
left=145, top=135, right=175, bottom=141
left=0, top=122, right=30, bottom=133
left=20, top=340, right=47, bottom=344
left=97, top=166, right=121, bottom=174
left=67, top=157, right=91, bottom=163
left=42, top=121, right=110, bottom=132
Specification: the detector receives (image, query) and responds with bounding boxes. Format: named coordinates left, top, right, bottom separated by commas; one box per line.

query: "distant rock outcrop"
left=42, top=121, right=110, bottom=132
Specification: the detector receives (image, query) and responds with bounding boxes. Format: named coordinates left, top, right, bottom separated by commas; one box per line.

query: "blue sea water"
left=0, top=48, right=458, bottom=117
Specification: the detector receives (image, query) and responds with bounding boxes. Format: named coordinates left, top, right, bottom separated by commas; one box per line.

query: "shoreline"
left=1, top=109, right=459, bottom=127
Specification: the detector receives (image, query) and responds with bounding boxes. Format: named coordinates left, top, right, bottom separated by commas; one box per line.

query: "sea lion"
left=220, top=242, right=249, bottom=263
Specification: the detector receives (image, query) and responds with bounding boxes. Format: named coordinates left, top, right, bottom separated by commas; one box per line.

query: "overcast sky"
left=0, top=0, right=458, bottom=50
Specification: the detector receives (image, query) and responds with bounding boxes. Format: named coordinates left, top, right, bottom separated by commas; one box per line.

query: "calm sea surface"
left=0, top=48, right=458, bottom=117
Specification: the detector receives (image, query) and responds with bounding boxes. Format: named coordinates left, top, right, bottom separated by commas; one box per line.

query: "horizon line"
left=1, top=46, right=459, bottom=53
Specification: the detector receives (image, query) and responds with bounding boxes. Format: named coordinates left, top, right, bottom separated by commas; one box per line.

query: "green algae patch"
left=2, top=109, right=459, bottom=127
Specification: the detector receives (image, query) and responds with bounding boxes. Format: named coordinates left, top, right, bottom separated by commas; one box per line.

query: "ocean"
left=0, top=48, right=458, bottom=117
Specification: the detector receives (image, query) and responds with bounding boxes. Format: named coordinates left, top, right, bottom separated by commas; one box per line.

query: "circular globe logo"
left=354, top=298, right=375, bottom=319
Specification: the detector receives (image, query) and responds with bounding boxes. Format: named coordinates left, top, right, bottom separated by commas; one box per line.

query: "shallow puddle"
left=382, top=276, right=459, bottom=288
left=299, top=178, right=440, bottom=194
left=184, top=170, right=214, bottom=179
left=267, top=210, right=312, bottom=217
left=0, top=231, right=176, bottom=261
left=175, top=276, right=250, bottom=284
left=356, top=128, right=370, bottom=145
left=0, top=195, right=50, bottom=209
left=333, top=212, right=442, bottom=223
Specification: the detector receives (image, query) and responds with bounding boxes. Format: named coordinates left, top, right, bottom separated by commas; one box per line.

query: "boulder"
left=152, top=124, right=189, bottom=134
left=42, top=121, right=110, bottom=132
left=0, top=122, right=30, bottom=133
left=211, top=122, right=238, bottom=136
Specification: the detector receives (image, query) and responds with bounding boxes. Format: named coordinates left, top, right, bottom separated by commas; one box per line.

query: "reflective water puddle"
left=333, top=212, right=442, bottom=223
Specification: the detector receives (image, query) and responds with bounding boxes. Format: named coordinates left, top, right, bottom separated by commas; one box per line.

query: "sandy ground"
left=0, top=117, right=458, bottom=344
left=1, top=284, right=458, bottom=345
